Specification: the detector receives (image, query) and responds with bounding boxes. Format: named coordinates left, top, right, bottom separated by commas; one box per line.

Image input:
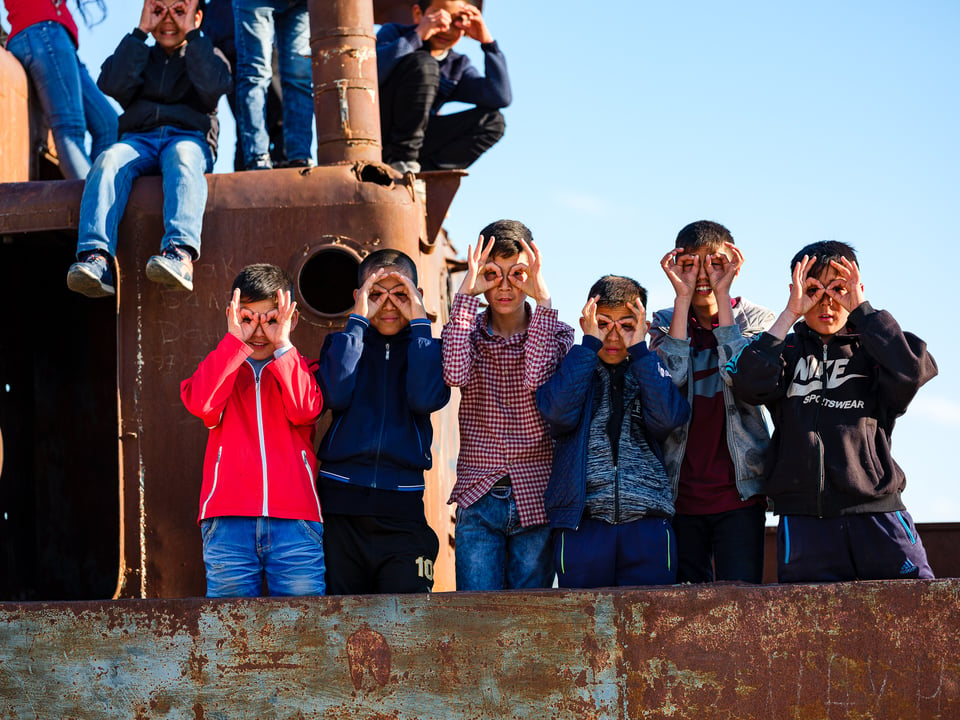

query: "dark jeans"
left=672, top=504, right=766, bottom=584
left=778, top=511, right=934, bottom=583
left=379, top=51, right=505, bottom=170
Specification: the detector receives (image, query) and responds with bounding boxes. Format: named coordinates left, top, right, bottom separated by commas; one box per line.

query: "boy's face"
left=238, top=297, right=288, bottom=360
left=677, top=244, right=732, bottom=313
left=413, top=1, right=469, bottom=51
left=592, top=304, right=641, bottom=366
left=482, top=252, right=528, bottom=319
left=363, top=270, right=414, bottom=336
left=152, top=0, right=201, bottom=54
left=803, top=265, right=850, bottom=339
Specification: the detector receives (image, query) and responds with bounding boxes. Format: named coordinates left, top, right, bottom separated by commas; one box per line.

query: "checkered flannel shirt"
left=442, top=293, right=575, bottom=526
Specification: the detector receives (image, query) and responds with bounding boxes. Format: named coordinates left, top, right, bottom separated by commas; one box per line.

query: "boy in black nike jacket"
left=727, top=241, right=937, bottom=582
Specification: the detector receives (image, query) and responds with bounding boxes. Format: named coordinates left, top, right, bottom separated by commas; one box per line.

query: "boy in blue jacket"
left=536, top=276, right=689, bottom=588
left=315, top=249, right=450, bottom=594
left=376, top=0, right=510, bottom=173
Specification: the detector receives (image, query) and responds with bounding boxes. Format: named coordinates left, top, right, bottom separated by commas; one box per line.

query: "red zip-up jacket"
left=181, top=333, right=324, bottom=523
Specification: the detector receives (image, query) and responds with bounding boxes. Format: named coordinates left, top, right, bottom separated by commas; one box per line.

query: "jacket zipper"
left=156, top=55, right=171, bottom=126
left=253, top=363, right=270, bottom=516
left=613, top=463, right=620, bottom=523
left=372, top=342, right=390, bottom=487
left=814, top=342, right=828, bottom=517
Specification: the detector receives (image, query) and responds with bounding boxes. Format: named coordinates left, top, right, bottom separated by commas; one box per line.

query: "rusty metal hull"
left=2, top=580, right=959, bottom=719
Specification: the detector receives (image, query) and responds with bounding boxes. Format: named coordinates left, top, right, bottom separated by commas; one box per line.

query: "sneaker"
left=66, top=251, right=115, bottom=298
left=245, top=154, right=273, bottom=171
left=283, top=158, right=314, bottom=169
left=145, top=245, right=194, bottom=291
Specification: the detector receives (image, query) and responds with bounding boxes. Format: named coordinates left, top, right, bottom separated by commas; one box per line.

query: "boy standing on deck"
left=537, top=276, right=689, bottom=588
left=649, top=221, right=774, bottom=584
left=443, top=219, right=574, bottom=591
left=315, top=250, right=450, bottom=594
left=181, top=264, right=325, bottom=597
left=727, top=241, right=937, bottom=582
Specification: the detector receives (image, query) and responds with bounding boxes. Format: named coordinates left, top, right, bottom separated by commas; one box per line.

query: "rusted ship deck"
left=3, top=580, right=959, bottom=719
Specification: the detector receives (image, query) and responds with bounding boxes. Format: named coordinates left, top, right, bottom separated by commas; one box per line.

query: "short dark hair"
left=358, top=248, right=418, bottom=285
left=415, top=0, right=479, bottom=11
left=478, top=219, right=532, bottom=260
left=675, top=220, right=734, bottom=251
left=789, top=241, right=859, bottom=279
left=588, top=275, right=647, bottom=309
left=232, top=263, right=293, bottom=301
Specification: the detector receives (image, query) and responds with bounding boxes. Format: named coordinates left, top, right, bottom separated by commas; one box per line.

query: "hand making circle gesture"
left=457, top=4, right=494, bottom=44
left=823, top=257, right=865, bottom=313
left=385, top=271, right=428, bottom=322
left=785, top=255, right=827, bottom=319
left=660, top=248, right=699, bottom=302
left=458, top=235, right=502, bottom=296
left=261, top=288, right=297, bottom=349
left=705, top=242, right=743, bottom=299
left=508, top=239, right=551, bottom=306
left=354, top=267, right=391, bottom=320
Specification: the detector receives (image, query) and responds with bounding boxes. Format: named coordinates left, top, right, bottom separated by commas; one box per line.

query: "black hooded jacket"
left=727, top=302, right=937, bottom=517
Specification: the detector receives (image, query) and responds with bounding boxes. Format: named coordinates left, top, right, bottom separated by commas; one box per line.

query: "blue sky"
left=8, top=1, right=957, bottom=522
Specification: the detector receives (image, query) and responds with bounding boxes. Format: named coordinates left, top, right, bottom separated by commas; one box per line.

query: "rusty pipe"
left=309, top=0, right=382, bottom=165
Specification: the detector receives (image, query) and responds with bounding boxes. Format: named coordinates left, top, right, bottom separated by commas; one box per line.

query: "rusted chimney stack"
left=309, top=0, right=382, bottom=164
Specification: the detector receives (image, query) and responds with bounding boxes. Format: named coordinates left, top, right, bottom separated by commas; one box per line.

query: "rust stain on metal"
left=347, top=627, right=393, bottom=689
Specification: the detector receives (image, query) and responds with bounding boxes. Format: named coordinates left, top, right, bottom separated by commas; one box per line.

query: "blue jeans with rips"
left=233, top=0, right=313, bottom=168
left=454, top=485, right=555, bottom=591
left=77, top=127, right=212, bottom=260
left=7, top=20, right=118, bottom=179
left=201, top=516, right=326, bottom=597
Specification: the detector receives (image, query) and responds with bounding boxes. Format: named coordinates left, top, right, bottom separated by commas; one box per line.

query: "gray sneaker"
left=145, top=245, right=194, bottom=291
left=66, top=251, right=115, bottom=298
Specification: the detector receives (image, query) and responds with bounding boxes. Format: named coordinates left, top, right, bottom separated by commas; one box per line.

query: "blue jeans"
left=454, top=485, right=554, bottom=591
left=672, top=504, right=767, bottom=583
left=77, top=127, right=212, bottom=259
left=7, top=21, right=118, bottom=179
left=201, top=516, right=326, bottom=597
left=234, top=0, right=313, bottom=167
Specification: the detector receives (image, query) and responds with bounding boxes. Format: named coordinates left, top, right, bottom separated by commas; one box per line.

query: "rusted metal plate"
left=1, top=581, right=958, bottom=718
left=0, top=179, right=84, bottom=232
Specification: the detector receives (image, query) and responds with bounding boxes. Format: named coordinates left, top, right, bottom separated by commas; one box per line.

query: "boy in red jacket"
left=181, top=264, right=325, bottom=596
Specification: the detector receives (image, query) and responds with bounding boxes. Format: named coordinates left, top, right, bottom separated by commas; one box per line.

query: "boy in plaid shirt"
left=442, top=219, right=575, bottom=591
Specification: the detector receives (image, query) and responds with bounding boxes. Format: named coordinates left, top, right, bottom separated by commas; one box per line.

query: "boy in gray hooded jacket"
left=649, top=221, right=774, bottom=584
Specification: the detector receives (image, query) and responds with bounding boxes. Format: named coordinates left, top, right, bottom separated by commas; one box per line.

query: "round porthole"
left=297, top=246, right=360, bottom=317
